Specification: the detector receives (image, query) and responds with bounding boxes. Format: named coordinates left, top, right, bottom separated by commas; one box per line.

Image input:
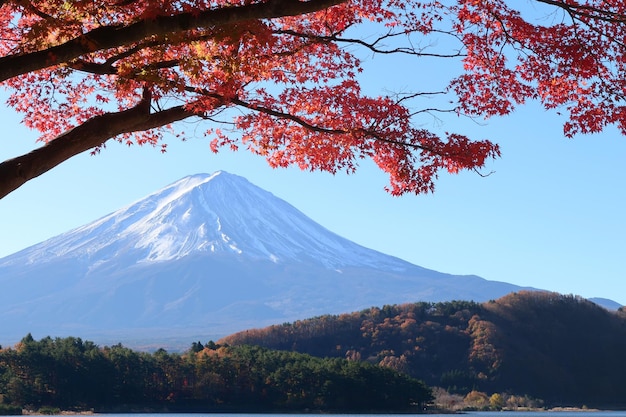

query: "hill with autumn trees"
left=220, top=291, right=626, bottom=408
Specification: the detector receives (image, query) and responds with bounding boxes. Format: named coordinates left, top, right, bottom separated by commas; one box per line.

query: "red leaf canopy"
left=1, top=0, right=623, bottom=196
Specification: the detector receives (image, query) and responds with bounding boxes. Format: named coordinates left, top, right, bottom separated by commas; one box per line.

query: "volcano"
left=0, top=171, right=533, bottom=347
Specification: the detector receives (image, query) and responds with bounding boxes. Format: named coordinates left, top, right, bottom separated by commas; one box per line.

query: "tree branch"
left=275, top=29, right=464, bottom=57
left=0, top=97, right=196, bottom=199
left=535, top=0, right=626, bottom=23
left=0, top=0, right=348, bottom=82
left=188, top=87, right=435, bottom=153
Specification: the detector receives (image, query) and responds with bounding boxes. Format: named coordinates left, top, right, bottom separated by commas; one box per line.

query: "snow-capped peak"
left=2, top=171, right=413, bottom=272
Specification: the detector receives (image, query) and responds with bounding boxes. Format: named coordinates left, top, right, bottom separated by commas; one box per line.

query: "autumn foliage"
left=221, top=292, right=626, bottom=407
left=0, top=0, right=624, bottom=197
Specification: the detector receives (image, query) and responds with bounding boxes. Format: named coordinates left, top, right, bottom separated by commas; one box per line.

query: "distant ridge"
left=0, top=171, right=616, bottom=347
left=588, top=297, right=622, bottom=310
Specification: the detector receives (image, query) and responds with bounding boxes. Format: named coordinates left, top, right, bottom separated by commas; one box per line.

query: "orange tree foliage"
left=220, top=295, right=626, bottom=406
left=0, top=0, right=624, bottom=198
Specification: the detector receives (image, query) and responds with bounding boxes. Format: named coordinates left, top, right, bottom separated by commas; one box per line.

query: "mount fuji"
left=0, top=171, right=541, bottom=346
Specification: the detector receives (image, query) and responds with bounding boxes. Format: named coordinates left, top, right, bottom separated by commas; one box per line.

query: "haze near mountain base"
left=0, top=171, right=605, bottom=347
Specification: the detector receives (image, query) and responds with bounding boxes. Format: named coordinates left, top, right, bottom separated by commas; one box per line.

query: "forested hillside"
left=0, top=335, right=430, bottom=413
left=220, top=291, right=626, bottom=408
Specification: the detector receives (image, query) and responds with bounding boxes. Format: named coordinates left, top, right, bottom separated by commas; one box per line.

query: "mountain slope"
left=0, top=171, right=535, bottom=346
left=2, top=172, right=415, bottom=269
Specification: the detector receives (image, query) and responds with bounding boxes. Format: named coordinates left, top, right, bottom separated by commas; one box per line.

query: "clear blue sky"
left=1, top=12, right=625, bottom=305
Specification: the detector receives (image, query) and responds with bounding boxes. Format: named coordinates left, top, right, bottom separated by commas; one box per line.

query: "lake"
left=52, top=412, right=626, bottom=417
left=464, top=412, right=626, bottom=417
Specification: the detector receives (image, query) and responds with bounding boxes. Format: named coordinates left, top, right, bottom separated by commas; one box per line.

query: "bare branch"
left=535, top=0, right=626, bottom=23
left=275, top=29, right=464, bottom=58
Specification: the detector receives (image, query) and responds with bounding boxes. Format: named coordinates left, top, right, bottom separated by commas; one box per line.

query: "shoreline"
left=18, top=408, right=610, bottom=415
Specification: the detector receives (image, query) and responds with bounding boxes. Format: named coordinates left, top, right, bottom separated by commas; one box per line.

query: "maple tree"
left=0, top=0, right=624, bottom=199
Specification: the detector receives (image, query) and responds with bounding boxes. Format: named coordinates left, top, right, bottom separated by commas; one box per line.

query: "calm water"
left=465, top=413, right=626, bottom=417
left=60, top=412, right=626, bottom=417
left=464, top=413, right=626, bottom=417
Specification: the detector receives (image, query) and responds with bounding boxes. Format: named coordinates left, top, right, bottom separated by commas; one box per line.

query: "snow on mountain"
left=1, top=171, right=600, bottom=348
left=3, top=171, right=413, bottom=272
